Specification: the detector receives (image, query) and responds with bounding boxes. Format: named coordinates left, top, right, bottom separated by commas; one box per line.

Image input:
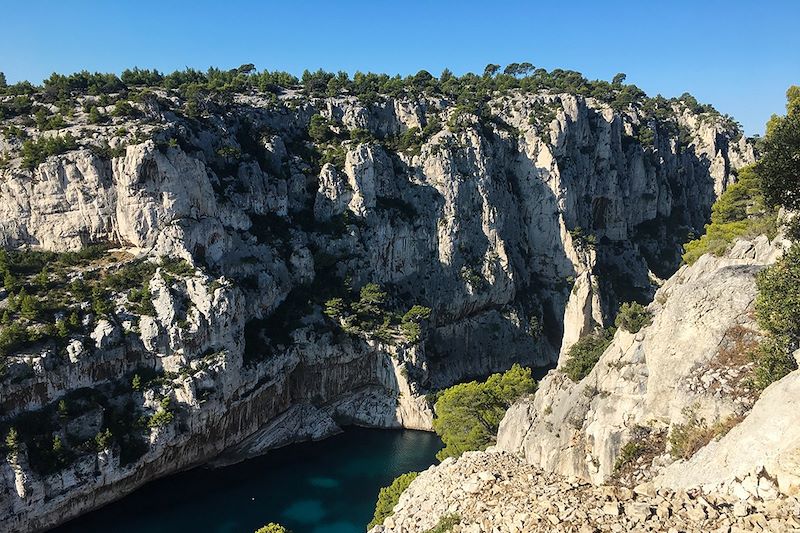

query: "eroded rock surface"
left=371, top=451, right=800, bottom=533
left=496, top=236, right=798, bottom=501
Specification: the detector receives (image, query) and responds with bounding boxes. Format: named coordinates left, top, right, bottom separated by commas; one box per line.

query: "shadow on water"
left=51, top=429, right=442, bottom=533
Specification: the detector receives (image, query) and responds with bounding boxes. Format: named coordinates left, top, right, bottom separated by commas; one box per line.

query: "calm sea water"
left=51, top=429, right=442, bottom=533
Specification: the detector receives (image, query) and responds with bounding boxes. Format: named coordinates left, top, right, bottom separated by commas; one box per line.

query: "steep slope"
left=0, top=84, right=751, bottom=530
left=496, top=235, right=794, bottom=495
left=369, top=450, right=800, bottom=533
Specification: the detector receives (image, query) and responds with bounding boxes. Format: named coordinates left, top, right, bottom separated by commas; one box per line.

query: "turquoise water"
left=52, top=429, right=442, bottom=533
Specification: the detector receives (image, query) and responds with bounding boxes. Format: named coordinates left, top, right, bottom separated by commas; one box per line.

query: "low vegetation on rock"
left=254, top=523, right=291, bottom=533
left=668, top=406, right=743, bottom=460
left=614, top=302, right=652, bottom=333
left=682, top=166, right=777, bottom=265
left=423, top=513, right=460, bottom=533
left=368, top=471, right=419, bottom=529
left=562, top=327, right=615, bottom=382
left=323, top=283, right=431, bottom=345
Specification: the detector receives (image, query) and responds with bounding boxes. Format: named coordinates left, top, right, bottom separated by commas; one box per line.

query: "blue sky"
left=1, top=0, right=797, bottom=134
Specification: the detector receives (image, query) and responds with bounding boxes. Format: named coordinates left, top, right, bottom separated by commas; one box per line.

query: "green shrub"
left=121, top=67, right=164, bottom=86
left=323, top=297, right=346, bottom=319
left=614, top=302, right=652, bottom=333
left=102, top=259, right=157, bottom=292
left=35, top=110, right=66, bottom=131
left=755, top=244, right=800, bottom=342
left=159, top=256, right=194, bottom=277
left=147, top=397, right=174, bottom=428
left=320, top=144, right=347, bottom=170
left=5, top=427, right=19, bottom=457
left=254, top=524, right=291, bottom=533
left=346, top=283, right=392, bottom=335
left=128, top=285, right=155, bottom=315
left=308, top=114, right=333, bottom=143
left=433, top=364, right=535, bottom=460
left=367, top=471, right=419, bottom=529
left=562, top=328, right=615, bottom=382
left=682, top=217, right=777, bottom=265
left=18, top=289, right=40, bottom=320
left=94, top=429, right=113, bottom=450
left=112, top=100, right=139, bottom=118
left=613, top=441, right=644, bottom=472
left=400, top=305, right=431, bottom=343
left=147, top=409, right=174, bottom=428
left=682, top=166, right=776, bottom=265
left=669, top=407, right=742, bottom=460
left=425, top=514, right=460, bottom=533
left=749, top=337, right=798, bottom=391
left=20, top=133, right=79, bottom=170
left=87, top=106, right=108, bottom=124
left=0, top=323, right=29, bottom=356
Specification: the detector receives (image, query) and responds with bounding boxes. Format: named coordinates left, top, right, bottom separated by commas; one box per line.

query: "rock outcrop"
left=656, top=368, right=800, bottom=498
left=492, top=234, right=800, bottom=515
left=496, top=236, right=790, bottom=485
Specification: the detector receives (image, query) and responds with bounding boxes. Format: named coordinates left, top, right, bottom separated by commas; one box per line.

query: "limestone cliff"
left=0, top=85, right=752, bottom=531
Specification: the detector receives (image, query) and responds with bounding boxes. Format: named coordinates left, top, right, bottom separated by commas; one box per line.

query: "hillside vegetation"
left=431, top=364, right=536, bottom=460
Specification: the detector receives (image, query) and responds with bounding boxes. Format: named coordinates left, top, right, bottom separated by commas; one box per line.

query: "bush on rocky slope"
left=756, top=239, right=800, bottom=342
left=432, top=364, right=535, bottom=460
left=368, top=471, right=419, bottom=529
left=748, top=87, right=800, bottom=391
left=614, top=302, right=652, bottom=333
left=20, top=132, right=78, bottom=169
left=752, top=244, right=800, bottom=390
left=682, top=166, right=777, bottom=265
left=561, top=327, right=615, bottom=382
left=424, top=513, right=461, bottom=533
left=0, top=250, right=184, bottom=361
left=668, top=406, right=743, bottom=460
left=254, top=523, right=291, bottom=533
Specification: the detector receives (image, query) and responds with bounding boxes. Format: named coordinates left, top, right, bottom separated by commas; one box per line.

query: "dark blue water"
left=52, top=429, right=442, bottom=533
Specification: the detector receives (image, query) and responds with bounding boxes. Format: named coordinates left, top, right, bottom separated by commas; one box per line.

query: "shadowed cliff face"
left=0, top=89, right=752, bottom=530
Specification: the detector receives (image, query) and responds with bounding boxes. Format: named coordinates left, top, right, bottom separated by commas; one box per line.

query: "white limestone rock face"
left=656, top=369, right=800, bottom=498
left=89, top=319, right=120, bottom=350
left=0, top=150, right=115, bottom=250
left=113, top=141, right=219, bottom=249
left=314, top=163, right=352, bottom=220
left=208, top=403, right=342, bottom=467
left=496, top=236, right=791, bottom=485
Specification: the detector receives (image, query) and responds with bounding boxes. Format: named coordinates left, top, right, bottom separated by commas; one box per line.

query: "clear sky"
left=1, top=0, right=798, bottom=135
